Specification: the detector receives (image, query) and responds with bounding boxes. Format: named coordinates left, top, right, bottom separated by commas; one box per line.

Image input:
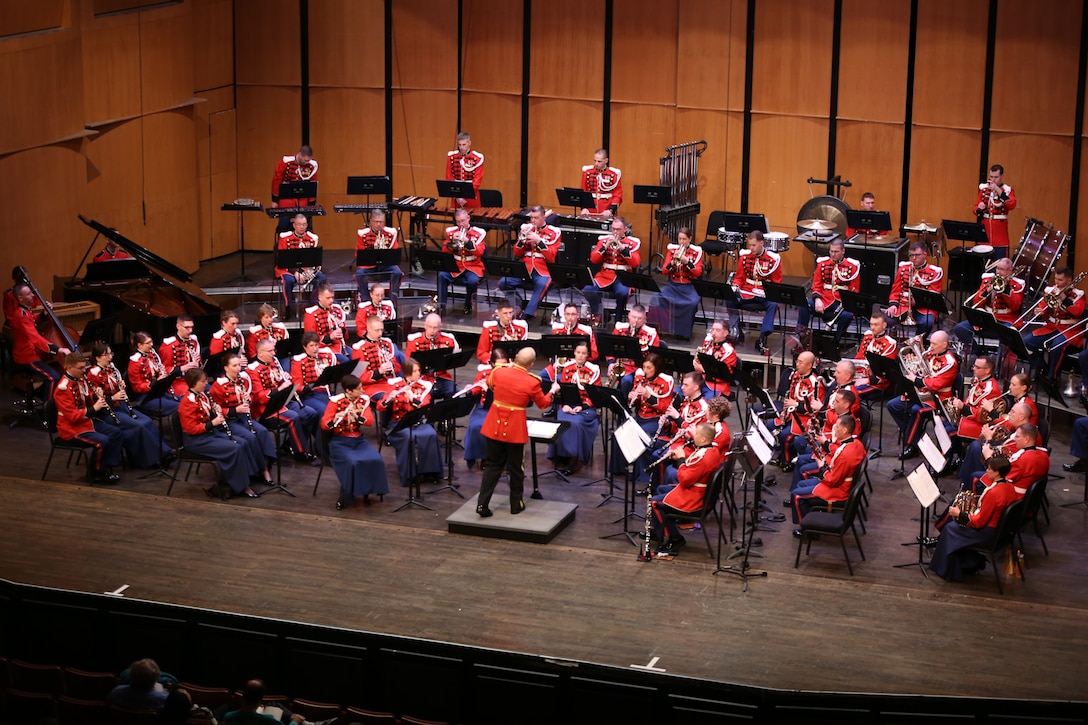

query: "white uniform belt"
left=527, top=252, right=546, bottom=258
left=693, top=482, right=707, bottom=488
left=1014, top=485, right=1027, bottom=495
left=994, top=308, right=1011, bottom=315
left=984, top=214, right=1008, bottom=220
left=591, top=192, right=613, bottom=199
left=603, top=263, right=630, bottom=271
left=460, top=255, right=478, bottom=262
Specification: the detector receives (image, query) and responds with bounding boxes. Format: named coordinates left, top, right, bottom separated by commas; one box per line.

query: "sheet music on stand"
left=907, top=464, right=942, bottom=509
left=753, top=415, right=775, bottom=450
left=746, top=423, right=774, bottom=466
left=918, top=433, right=946, bottom=474
left=931, top=415, right=953, bottom=454
left=615, top=417, right=651, bottom=464
left=527, top=420, right=563, bottom=439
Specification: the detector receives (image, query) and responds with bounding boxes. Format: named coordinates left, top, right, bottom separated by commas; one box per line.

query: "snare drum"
left=717, top=227, right=746, bottom=250
left=764, top=232, right=791, bottom=253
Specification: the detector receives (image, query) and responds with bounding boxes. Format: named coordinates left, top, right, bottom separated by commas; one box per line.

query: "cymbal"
left=798, top=218, right=838, bottom=231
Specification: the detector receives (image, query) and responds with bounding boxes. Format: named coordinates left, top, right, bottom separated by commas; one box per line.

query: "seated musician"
left=796, top=239, right=860, bottom=344
left=844, top=192, right=883, bottom=238
left=583, top=217, right=640, bottom=323
left=693, top=319, right=738, bottom=401
left=248, top=337, right=319, bottom=461
left=355, top=283, right=396, bottom=339
left=791, top=414, right=865, bottom=528
left=967, top=423, right=1048, bottom=499
left=548, top=341, right=601, bottom=476
left=885, top=242, right=943, bottom=337
left=656, top=227, right=703, bottom=339
left=178, top=367, right=263, bottom=499
left=405, top=312, right=461, bottom=399
left=304, top=284, right=349, bottom=363
left=291, top=331, right=337, bottom=418
left=446, top=132, right=484, bottom=210
left=438, top=209, right=487, bottom=316
left=774, top=351, right=825, bottom=471
left=1063, top=415, right=1088, bottom=473
left=787, top=390, right=859, bottom=502
left=579, top=148, right=622, bottom=217
left=352, top=314, right=401, bottom=400
left=1023, top=266, right=1085, bottom=380
left=275, top=213, right=325, bottom=318
left=209, top=309, right=247, bottom=366
left=379, top=357, right=443, bottom=487
left=956, top=402, right=1032, bottom=493
left=160, top=315, right=202, bottom=399
left=542, top=303, right=599, bottom=385
left=500, top=205, right=560, bottom=322
left=463, top=347, right=508, bottom=470
left=952, top=355, right=1004, bottom=442
left=792, top=365, right=859, bottom=462
left=659, top=394, right=733, bottom=491
left=271, top=145, right=318, bottom=227
left=887, top=331, right=957, bottom=460
left=727, top=230, right=781, bottom=353
left=852, top=311, right=898, bottom=399
left=246, top=303, right=289, bottom=362
left=611, top=352, right=674, bottom=484
left=824, top=360, right=861, bottom=418
left=1003, top=372, right=1037, bottom=423
left=611, top=304, right=661, bottom=397
left=87, top=341, right=171, bottom=469
left=929, top=455, right=1017, bottom=582
left=92, top=238, right=131, bottom=262
left=209, top=352, right=279, bottom=488
left=648, top=371, right=709, bottom=492
left=952, top=256, right=1024, bottom=353
left=354, top=209, right=402, bottom=301
left=54, top=352, right=124, bottom=485
left=128, top=331, right=179, bottom=416
left=322, top=374, right=390, bottom=510
left=3, top=268, right=43, bottom=328
left=475, top=301, right=528, bottom=364
left=649, top=423, right=722, bottom=558
left=9, top=282, right=70, bottom=400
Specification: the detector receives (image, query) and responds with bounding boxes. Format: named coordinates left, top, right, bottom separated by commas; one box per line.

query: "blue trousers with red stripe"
left=71, top=420, right=124, bottom=475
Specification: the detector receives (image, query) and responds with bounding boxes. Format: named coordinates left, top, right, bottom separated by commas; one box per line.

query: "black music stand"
left=78, top=316, right=119, bottom=348
left=696, top=352, right=736, bottom=400
left=545, top=262, right=595, bottom=305
left=422, top=395, right=478, bottom=496
left=201, top=350, right=234, bottom=379
left=651, top=346, right=695, bottom=376
left=256, top=385, right=298, bottom=498
left=555, top=187, right=595, bottom=215
left=356, top=248, right=403, bottom=268
left=763, top=281, right=809, bottom=366
left=615, top=269, right=661, bottom=300
left=274, top=247, right=324, bottom=317
left=808, top=331, right=841, bottom=364
left=484, top=257, right=532, bottom=293
left=633, top=185, right=673, bottom=256
left=540, top=334, right=591, bottom=363
left=387, top=403, right=437, bottom=512
left=436, top=179, right=477, bottom=204
left=579, top=384, right=624, bottom=494
left=722, top=212, right=769, bottom=235
left=220, top=201, right=265, bottom=283
left=844, top=210, right=893, bottom=244
left=313, top=359, right=362, bottom=394
left=411, top=346, right=472, bottom=381
left=599, top=403, right=650, bottom=546
left=136, top=373, right=182, bottom=482
left=910, top=287, right=950, bottom=318
left=884, top=366, right=926, bottom=481
left=864, top=350, right=899, bottom=457
left=693, top=279, right=740, bottom=332
left=280, top=180, right=317, bottom=205
left=414, top=248, right=460, bottom=275
left=731, top=363, right=775, bottom=431
left=596, top=333, right=645, bottom=368
left=716, top=434, right=770, bottom=590
left=942, top=219, right=990, bottom=247
left=839, top=289, right=881, bottom=321
left=492, top=338, right=543, bottom=360
left=347, top=175, right=390, bottom=196
left=526, top=418, right=572, bottom=494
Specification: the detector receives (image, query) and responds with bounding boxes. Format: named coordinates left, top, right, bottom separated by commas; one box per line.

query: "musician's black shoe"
left=782, top=498, right=793, bottom=507
left=778, top=460, right=794, bottom=473
left=106, top=471, right=120, bottom=483
left=1063, top=459, right=1088, bottom=473
left=159, top=452, right=176, bottom=467
left=91, top=473, right=119, bottom=486
left=463, top=300, right=474, bottom=316
left=730, top=326, right=744, bottom=345
left=335, top=500, right=346, bottom=511
left=542, top=404, right=557, bottom=419
left=668, top=534, right=686, bottom=549
left=293, top=451, right=317, bottom=463
left=898, top=445, right=921, bottom=460
left=511, top=499, right=526, bottom=515
left=362, top=494, right=372, bottom=507
left=476, top=504, right=493, bottom=518
left=755, top=335, right=769, bottom=354
left=520, top=312, right=535, bottom=322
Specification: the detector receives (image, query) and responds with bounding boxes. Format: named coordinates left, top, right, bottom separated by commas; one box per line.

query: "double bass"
left=16, top=266, right=79, bottom=362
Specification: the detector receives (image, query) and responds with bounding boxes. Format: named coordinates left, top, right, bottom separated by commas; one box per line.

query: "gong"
left=796, top=195, right=850, bottom=237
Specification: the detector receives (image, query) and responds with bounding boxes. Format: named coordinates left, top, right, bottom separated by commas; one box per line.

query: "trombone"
left=1015, top=270, right=1088, bottom=328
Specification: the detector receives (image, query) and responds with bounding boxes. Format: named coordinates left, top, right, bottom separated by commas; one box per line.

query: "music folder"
left=346, top=175, right=391, bottom=196
left=556, top=382, right=588, bottom=408
left=356, top=248, right=403, bottom=267
left=633, top=185, right=672, bottom=205
left=555, top=187, right=595, bottom=211
left=436, top=180, right=477, bottom=200
left=280, top=181, right=317, bottom=201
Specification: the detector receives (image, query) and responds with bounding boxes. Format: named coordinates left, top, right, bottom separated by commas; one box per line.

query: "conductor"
left=477, top=347, right=560, bottom=517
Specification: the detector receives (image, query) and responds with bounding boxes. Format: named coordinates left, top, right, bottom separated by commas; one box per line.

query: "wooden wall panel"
left=83, top=121, right=147, bottom=242
left=838, top=0, right=909, bottom=123
left=192, top=0, right=234, bottom=93
left=677, top=0, right=746, bottom=112
left=139, top=3, right=194, bottom=113
left=675, top=109, right=745, bottom=228
left=235, top=85, right=302, bottom=244
left=527, top=98, right=601, bottom=206
left=142, top=110, right=200, bottom=271
left=391, top=89, right=457, bottom=201
left=391, top=0, right=457, bottom=91
left=234, top=0, right=300, bottom=87
left=462, top=0, right=523, bottom=94
left=609, top=102, right=677, bottom=212
left=94, top=0, right=173, bottom=13
left=913, top=0, right=987, bottom=129
left=834, top=121, right=905, bottom=227
left=751, top=0, right=833, bottom=116
left=905, top=126, right=980, bottom=232
left=194, top=87, right=237, bottom=260
left=989, top=132, right=1074, bottom=236
left=528, top=0, right=605, bottom=101
left=0, top=31, right=83, bottom=153
left=1076, top=138, right=1088, bottom=272
left=459, top=91, right=522, bottom=207
left=0, top=1, right=66, bottom=38
left=81, top=11, right=142, bottom=123
left=611, top=0, right=678, bottom=105
left=309, top=0, right=384, bottom=88
left=991, top=0, right=1081, bottom=135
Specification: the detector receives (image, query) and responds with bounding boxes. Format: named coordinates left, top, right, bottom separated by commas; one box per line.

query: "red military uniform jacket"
left=322, top=393, right=375, bottom=435
left=696, top=337, right=738, bottom=396
left=247, top=357, right=292, bottom=419
left=966, top=274, right=1025, bottom=325
left=514, top=223, right=561, bottom=277
left=355, top=226, right=400, bottom=271
left=783, top=370, right=825, bottom=434
left=54, top=373, right=95, bottom=439
left=662, top=243, right=704, bottom=284
left=127, top=350, right=168, bottom=396
left=355, top=299, right=396, bottom=338
left=963, top=480, right=1018, bottom=529
left=956, top=375, right=1004, bottom=440
left=480, top=363, right=554, bottom=444
left=210, top=328, right=246, bottom=363
left=446, top=149, right=485, bottom=209
left=86, top=363, right=126, bottom=411
left=475, top=318, right=529, bottom=363
left=589, top=234, right=640, bottom=288
left=246, top=322, right=289, bottom=360
left=443, top=225, right=488, bottom=277
left=274, top=230, right=320, bottom=278
left=975, top=182, right=1017, bottom=248
left=630, top=371, right=675, bottom=419
left=271, top=154, right=318, bottom=208
left=580, top=164, right=623, bottom=214
left=611, top=321, right=660, bottom=375
left=853, top=330, right=897, bottom=390
left=1004, top=446, right=1049, bottom=498
left=10, top=304, right=56, bottom=365
left=209, top=373, right=253, bottom=417
left=291, top=348, right=336, bottom=394
left=812, top=436, right=865, bottom=503
left=889, top=262, right=943, bottom=317
left=379, top=378, right=433, bottom=421
left=662, top=445, right=722, bottom=512
left=405, top=330, right=460, bottom=382
left=160, top=335, right=200, bottom=397
left=811, top=255, right=861, bottom=307
left=556, top=360, right=600, bottom=407
left=351, top=336, right=401, bottom=393
left=549, top=322, right=599, bottom=362
left=735, top=248, right=782, bottom=299
left=1013, top=394, right=1039, bottom=425
left=685, top=420, right=733, bottom=457
left=669, top=394, right=709, bottom=443
left=304, top=303, right=348, bottom=356
left=178, top=390, right=221, bottom=436
left=92, top=246, right=130, bottom=262
left=919, top=349, right=959, bottom=402
left=1027, top=286, right=1086, bottom=344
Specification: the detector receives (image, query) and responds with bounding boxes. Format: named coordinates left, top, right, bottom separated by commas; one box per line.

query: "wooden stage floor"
left=2, top=382, right=1087, bottom=704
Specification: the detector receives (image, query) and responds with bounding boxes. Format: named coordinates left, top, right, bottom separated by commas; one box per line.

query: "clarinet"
left=238, top=377, right=256, bottom=434
left=111, top=364, right=139, bottom=419
left=638, top=481, right=656, bottom=562
left=208, top=395, right=233, bottom=440
left=94, top=384, right=121, bottom=425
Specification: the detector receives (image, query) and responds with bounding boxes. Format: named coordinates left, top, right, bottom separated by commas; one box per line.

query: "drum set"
left=715, top=227, right=796, bottom=253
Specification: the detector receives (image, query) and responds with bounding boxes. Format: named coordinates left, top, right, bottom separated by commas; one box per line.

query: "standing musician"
left=542, top=304, right=599, bottom=386
left=648, top=423, right=723, bottom=558
left=886, top=241, right=944, bottom=337
left=648, top=371, right=709, bottom=492
left=791, top=414, right=865, bottom=528
left=322, top=374, right=389, bottom=510
left=160, top=315, right=201, bottom=399
left=727, top=230, right=782, bottom=353
left=291, top=331, right=337, bottom=418
left=844, top=192, right=882, bottom=238
left=446, top=131, right=484, bottom=210
left=657, top=227, right=703, bottom=339
left=54, top=352, right=124, bottom=485
left=583, top=217, right=640, bottom=322
left=209, top=309, right=247, bottom=367
left=92, top=238, right=131, bottom=262
left=1023, top=266, right=1086, bottom=380
left=354, top=282, right=397, bottom=338
left=887, top=330, right=958, bottom=460
left=953, top=355, right=1004, bottom=441
left=796, top=239, right=860, bottom=344
left=548, top=341, right=600, bottom=476
left=611, top=304, right=661, bottom=396
left=974, top=163, right=1017, bottom=260
left=438, top=209, right=487, bottom=315
left=87, top=342, right=171, bottom=469
left=379, top=357, right=443, bottom=487
left=405, top=312, right=461, bottom=399
left=248, top=338, right=319, bottom=461
left=128, top=331, right=179, bottom=416
left=500, top=205, right=560, bottom=322
left=271, top=145, right=318, bottom=231
left=209, top=352, right=279, bottom=482
left=579, top=148, right=623, bottom=217
left=274, top=213, right=324, bottom=318
left=178, top=367, right=263, bottom=499
left=462, top=348, right=508, bottom=470
left=9, top=282, right=70, bottom=400
left=475, top=347, right=561, bottom=517
left=354, top=209, right=402, bottom=301
left=352, top=314, right=402, bottom=400
left=956, top=401, right=1033, bottom=493
left=851, top=311, right=898, bottom=398
left=246, top=303, right=289, bottom=362
left=774, top=350, right=825, bottom=469
left=953, top=257, right=1025, bottom=353
left=611, top=352, right=675, bottom=484
left=304, top=284, right=349, bottom=362
left=693, top=319, right=738, bottom=399
left=475, top=300, right=528, bottom=364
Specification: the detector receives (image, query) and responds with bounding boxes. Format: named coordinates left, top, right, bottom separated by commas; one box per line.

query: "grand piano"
left=65, top=216, right=221, bottom=346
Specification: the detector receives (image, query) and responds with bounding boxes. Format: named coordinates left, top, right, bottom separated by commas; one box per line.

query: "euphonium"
left=418, top=294, right=439, bottom=319
left=951, top=489, right=981, bottom=527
